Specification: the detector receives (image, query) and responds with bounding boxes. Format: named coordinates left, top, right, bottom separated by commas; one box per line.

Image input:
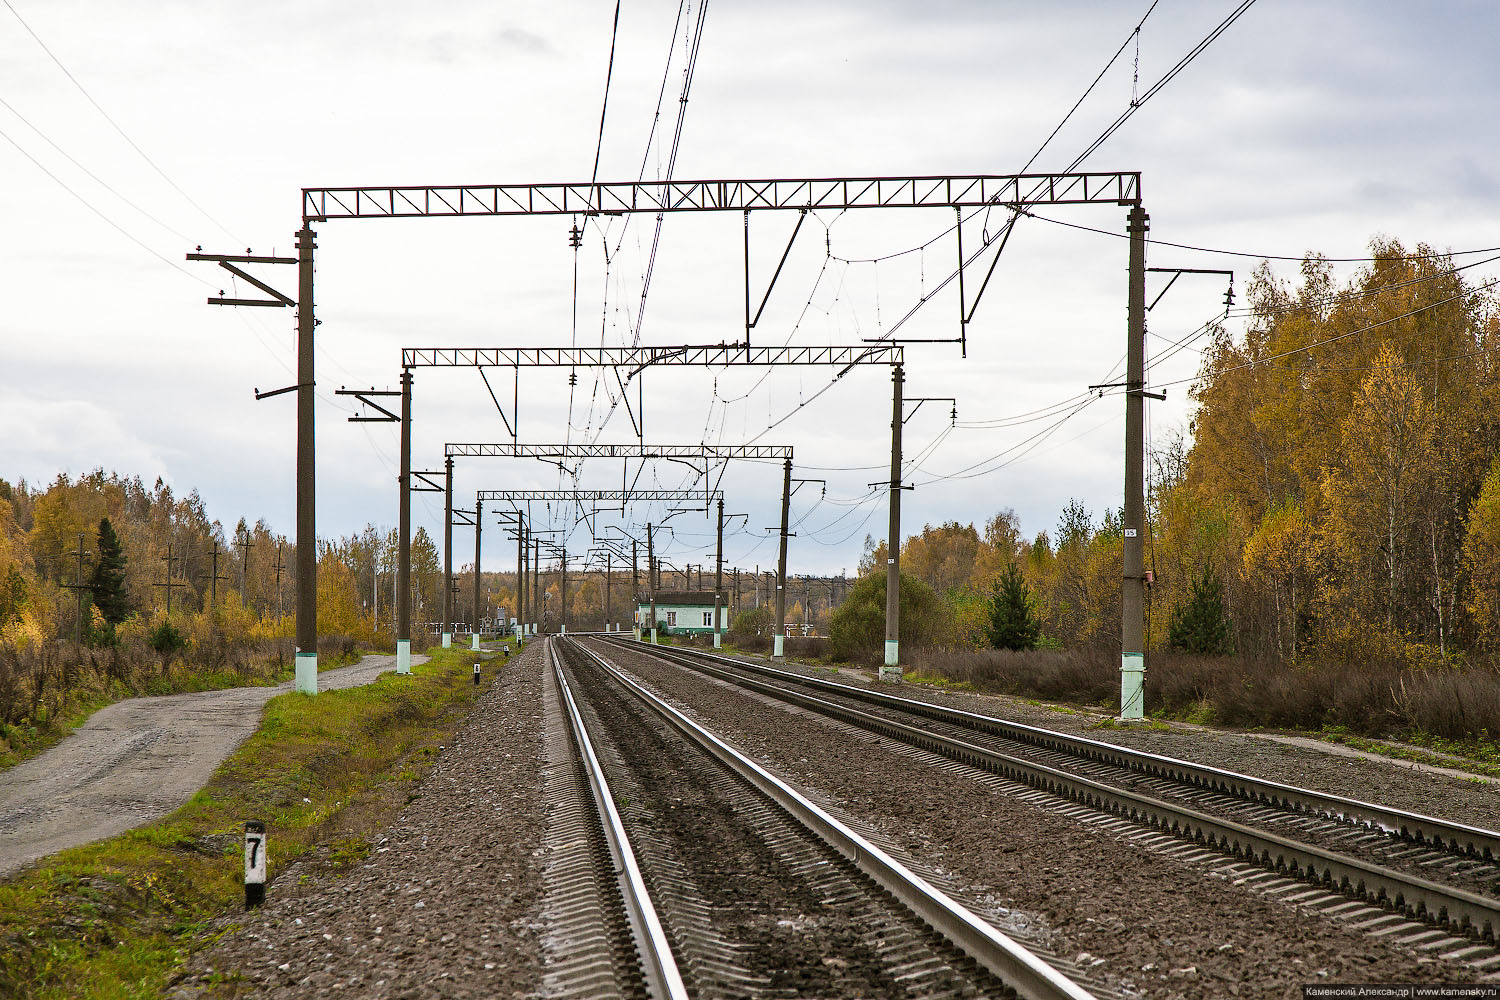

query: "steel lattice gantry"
left=403, top=344, right=901, bottom=370
left=447, top=443, right=790, bottom=460
left=397, top=346, right=887, bottom=663
left=195, top=169, right=1148, bottom=699
left=302, top=173, right=1140, bottom=220
left=479, top=490, right=722, bottom=502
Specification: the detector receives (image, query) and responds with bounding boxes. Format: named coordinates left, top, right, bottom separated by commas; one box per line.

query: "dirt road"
left=0, top=653, right=423, bottom=878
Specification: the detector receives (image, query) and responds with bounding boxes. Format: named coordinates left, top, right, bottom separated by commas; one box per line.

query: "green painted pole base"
left=713, top=632, right=722, bottom=648
left=396, top=639, right=411, bottom=675
left=471, top=633, right=481, bottom=651
left=772, top=634, right=785, bottom=662
left=441, top=632, right=452, bottom=648
left=650, top=628, right=658, bottom=644
left=1119, top=652, right=1145, bottom=720
left=879, top=640, right=901, bottom=682
left=294, top=652, right=317, bottom=694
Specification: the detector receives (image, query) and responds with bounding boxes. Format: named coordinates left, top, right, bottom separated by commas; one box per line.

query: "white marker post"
left=244, top=820, right=267, bottom=909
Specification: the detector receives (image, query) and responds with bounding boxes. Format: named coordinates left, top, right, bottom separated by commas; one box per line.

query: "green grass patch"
left=0, top=644, right=506, bottom=999
left=900, top=670, right=975, bottom=692
left=1314, top=726, right=1500, bottom=779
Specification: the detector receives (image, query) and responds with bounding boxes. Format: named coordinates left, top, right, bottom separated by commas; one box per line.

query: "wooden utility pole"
left=235, top=530, right=253, bottom=599
left=274, top=543, right=285, bottom=619
left=154, top=545, right=185, bottom=613
left=63, top=533, right=90, bottom=646
left=206, top=541, right=229, bottom=610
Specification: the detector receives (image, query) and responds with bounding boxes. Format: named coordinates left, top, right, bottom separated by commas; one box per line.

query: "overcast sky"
left=5, top=0, right=1499, bottom=578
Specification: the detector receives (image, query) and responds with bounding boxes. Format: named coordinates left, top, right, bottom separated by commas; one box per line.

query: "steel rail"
left=562, top=637, right=1099, bottom=1000
left=605, top=637, right=1500, bottom=860
left=549, top=641, right=689, bottom=1000
left=594, top=637, right=1500, bottom=941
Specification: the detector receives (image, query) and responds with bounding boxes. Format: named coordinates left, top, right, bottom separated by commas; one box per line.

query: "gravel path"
left=0, top=653, right=419, bottom=878
left=592, top=639, right=1482, bottom=998
left=174, top=642, right=547, bottom=998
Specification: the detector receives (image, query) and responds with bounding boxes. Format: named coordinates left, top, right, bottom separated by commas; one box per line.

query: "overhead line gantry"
left=194, top=169, right=1148, bottom=709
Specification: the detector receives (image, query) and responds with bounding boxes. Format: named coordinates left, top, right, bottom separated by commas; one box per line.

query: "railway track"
left=544, top=636, right=1105, bottom=1000
left=587, top=634, right=1500, bottom=967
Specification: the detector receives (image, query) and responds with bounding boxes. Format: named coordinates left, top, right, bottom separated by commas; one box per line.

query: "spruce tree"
left=986, top=562, right=1040, bottom=651
left=1167, top=569, right=1234, bottom=655
left=90, top=517, right=132, bottom=626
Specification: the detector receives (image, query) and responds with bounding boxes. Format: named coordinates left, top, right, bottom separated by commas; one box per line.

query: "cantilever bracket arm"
left=411, top=470, right=446, bottom=493
left=254, top=383, right=309, bottom=401
left=334, top=387, right=400, bottom=422
left=188, top=251, right=298, bottom=308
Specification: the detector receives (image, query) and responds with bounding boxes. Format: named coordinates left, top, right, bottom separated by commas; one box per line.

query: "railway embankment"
left=0, top=644, right=509, bottom=1000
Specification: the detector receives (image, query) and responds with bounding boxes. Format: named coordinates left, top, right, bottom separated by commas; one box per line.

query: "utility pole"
left=519, top=517, right=528, bottom=639
left=732, top=567, right=740, bottom=612
left=774, top=458, right=791, bottom=662
left=443, top=455, right=454, bottom=649
left=646, top=523, right=657, bottom=643
left=397, top=368, right=413, bottom=674
left=559, top=544, right=568, bottom=634
left=714, top=498, right=725, bottom=648
left=154, top=544, right=185, bottom=614
left=294, top=224, right=318, bottom=695
left=63, top=533, right=90, bottom=646
left=472, top=496, right=483, bottom=650
left=605, top=550, right=612, bottom=632
left=235, top=530, right=253, bottom=601
left=531, top=534, right=540, bottom=634
left=631, top=537, right=640, bottom=638
left=1121, top=204, right=1151, bottom=720
left=206, top=541, right=229, bottom=611
left=884, top=363, right=904, bottom=681
left=274, top=542, right=285, bottom=619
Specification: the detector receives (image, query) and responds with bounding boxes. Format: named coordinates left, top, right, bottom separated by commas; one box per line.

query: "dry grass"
left=0, top=632, right=365, bottom=772
left=906, top=646, right=1500, bottom=742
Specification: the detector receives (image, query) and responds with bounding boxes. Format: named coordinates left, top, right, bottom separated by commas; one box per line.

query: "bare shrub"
left=908, top=646, right=1500, bottom=742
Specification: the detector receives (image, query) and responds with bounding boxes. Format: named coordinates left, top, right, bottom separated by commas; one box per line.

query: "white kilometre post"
left=244, top=820, right=267, bottom=909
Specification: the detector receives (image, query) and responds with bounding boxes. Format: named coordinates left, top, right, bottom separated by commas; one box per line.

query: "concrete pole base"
left=471, top=633, right=481, bottom=651
left=441, top=632, right=452, bottom=649
left=1119, top=652, right=1145, bottom=720
left=772, top=633, right=785, bottom=662
left=713, top=632, right=722, bottom=649
left=294, top=652, right=318, bottom=694
left=650, top=628, right=658, bottom=644
left=879, top=639, right=901, bottom=682
left=396, top=639, right=412, bottom=675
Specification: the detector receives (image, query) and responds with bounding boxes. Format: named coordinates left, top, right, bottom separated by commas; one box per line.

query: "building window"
left=666, top=611, right=677, bottom=626
left=702, top=611, right=713, bottom=626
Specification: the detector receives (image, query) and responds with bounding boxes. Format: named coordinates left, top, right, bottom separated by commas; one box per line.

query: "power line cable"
left=0, top=123, right=211, bottom=286
left=3, top=0, right=238, bottom=241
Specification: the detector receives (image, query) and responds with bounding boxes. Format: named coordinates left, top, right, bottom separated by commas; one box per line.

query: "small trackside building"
left=635, top=590, right=731, bottom=635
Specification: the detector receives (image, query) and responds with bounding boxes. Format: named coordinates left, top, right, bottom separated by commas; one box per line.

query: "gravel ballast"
left=174, top=644, right=547, bottom=999
left=732, top=650, right=1500, bottom=831
left=589, top=638, right=1486, bottom=998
